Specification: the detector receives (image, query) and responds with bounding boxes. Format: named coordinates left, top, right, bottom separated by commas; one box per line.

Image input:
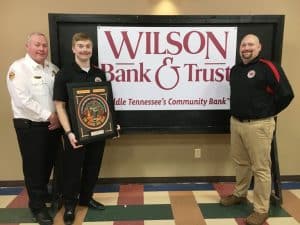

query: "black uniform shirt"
left=230, top=56, right=282, bottom=120
left=53, top=62, right=107, bottom=102
left=53, top=62, right=107, bottom=117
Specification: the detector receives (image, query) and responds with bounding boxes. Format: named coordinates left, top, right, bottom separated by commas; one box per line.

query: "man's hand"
left=48, top=112, right=61, bottom=130
left=112, top=124, right=121, bottom=139
left=67, top=132, right=83, bottom=149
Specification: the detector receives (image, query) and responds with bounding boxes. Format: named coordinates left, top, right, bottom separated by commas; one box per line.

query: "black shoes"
left=50, top=195, right=63, bottom=217
left=63, top=204, right=76, bottom=225
left=32, top=207, right=53, bottom=225
left=62, top=198, right=104, bottom=224
left=87, top=198, right=105, bottom=210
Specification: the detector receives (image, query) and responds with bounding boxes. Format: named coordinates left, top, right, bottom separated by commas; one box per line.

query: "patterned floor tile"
left=144, top=191, right=170, bottom=205
left=0, top=195, right=17, bottom=208
left=0, top=182, right=299, bottom=224
left=19, top=223, right=38, bottom=225
left=0, top=187, right=23, bottom=195
left=83, top=222, right=114, bottom=225
left=289, top=190, right=300, bottom=199
left=144, top=220, right=175, bottom=225
left=205, top=218, right=238, bottom=225
left=267, top=217, right=300, bottom=225
left=193, top=190, right=220, bottom=203
left=93, top=192, right=119, bottom=206
left=169, top=191, right=205, bottom=225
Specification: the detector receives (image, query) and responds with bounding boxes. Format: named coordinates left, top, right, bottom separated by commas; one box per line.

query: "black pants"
left=13, top=119, right=63, bottom=212
left=52, top=138, right=64, bottom=201
left=62, top=135, right=105, bottom=206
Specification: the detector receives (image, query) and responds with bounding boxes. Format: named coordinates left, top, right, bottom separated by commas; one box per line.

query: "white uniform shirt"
left=7, top=54, right=59, bottom=122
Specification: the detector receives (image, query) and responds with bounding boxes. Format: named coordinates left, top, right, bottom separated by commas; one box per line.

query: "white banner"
left=97, top=26, right=237, bottom=110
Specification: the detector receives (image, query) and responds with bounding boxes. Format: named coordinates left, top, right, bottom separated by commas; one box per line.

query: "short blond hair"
left=26, top=32, right=46, bottom=44
left=72, top=32, right=93, bottom=47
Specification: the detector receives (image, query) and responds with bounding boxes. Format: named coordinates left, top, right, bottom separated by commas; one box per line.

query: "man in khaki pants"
left=220, top=34, right=294, bottom=225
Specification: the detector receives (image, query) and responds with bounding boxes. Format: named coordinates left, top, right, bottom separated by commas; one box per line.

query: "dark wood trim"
left=281, top=175, right=300, bottom=182
left=0, top=180, right=25, bottom=187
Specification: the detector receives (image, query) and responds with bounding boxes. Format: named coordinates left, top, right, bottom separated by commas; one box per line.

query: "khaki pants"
left=230, top=116, right=275, bottom=213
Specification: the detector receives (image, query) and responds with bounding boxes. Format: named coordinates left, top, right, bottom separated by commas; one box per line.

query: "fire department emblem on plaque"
left=77, top=94, right=109, bottom=130
left=67, top=82, right=117, bottom=144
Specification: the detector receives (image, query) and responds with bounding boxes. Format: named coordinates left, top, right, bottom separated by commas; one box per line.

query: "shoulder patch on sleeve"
left=8, top=71, right=15, bottom=80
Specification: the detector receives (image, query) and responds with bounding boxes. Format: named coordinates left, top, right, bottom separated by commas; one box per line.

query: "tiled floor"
left=0, top=182, right=300, bottom=225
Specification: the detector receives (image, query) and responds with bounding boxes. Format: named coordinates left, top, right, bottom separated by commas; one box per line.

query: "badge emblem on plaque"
left=67, top=82, right=117, bottom=144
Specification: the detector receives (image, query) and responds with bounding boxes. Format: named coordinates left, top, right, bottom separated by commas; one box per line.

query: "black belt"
left=13, top=118, right=50, bottom=128
left=233, top=116, right=273, bottom=123
left=234, top=117, right=252, bottom=122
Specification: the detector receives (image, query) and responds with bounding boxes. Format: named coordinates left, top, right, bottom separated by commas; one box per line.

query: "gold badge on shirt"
left=95, top=77, right=102, bottom=82
left=8, top=71, right=15, bottom=80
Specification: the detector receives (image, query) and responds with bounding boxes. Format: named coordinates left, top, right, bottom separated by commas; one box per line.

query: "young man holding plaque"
left=53, top=32, right=107, bottom=225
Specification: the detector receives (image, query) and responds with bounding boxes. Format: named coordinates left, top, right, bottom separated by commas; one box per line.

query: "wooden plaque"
left=67, top=82, right=117, bottom=144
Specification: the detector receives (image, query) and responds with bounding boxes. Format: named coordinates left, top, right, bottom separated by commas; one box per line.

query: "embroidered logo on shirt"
left=247, top=70, right=256, bottom=78
left=95, top=77, right=102, bottom=82
left=8, top=71, right=15, bottom=80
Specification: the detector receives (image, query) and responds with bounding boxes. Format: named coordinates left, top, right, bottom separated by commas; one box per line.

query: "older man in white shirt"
left=6, top=32, right=62, bottom=225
